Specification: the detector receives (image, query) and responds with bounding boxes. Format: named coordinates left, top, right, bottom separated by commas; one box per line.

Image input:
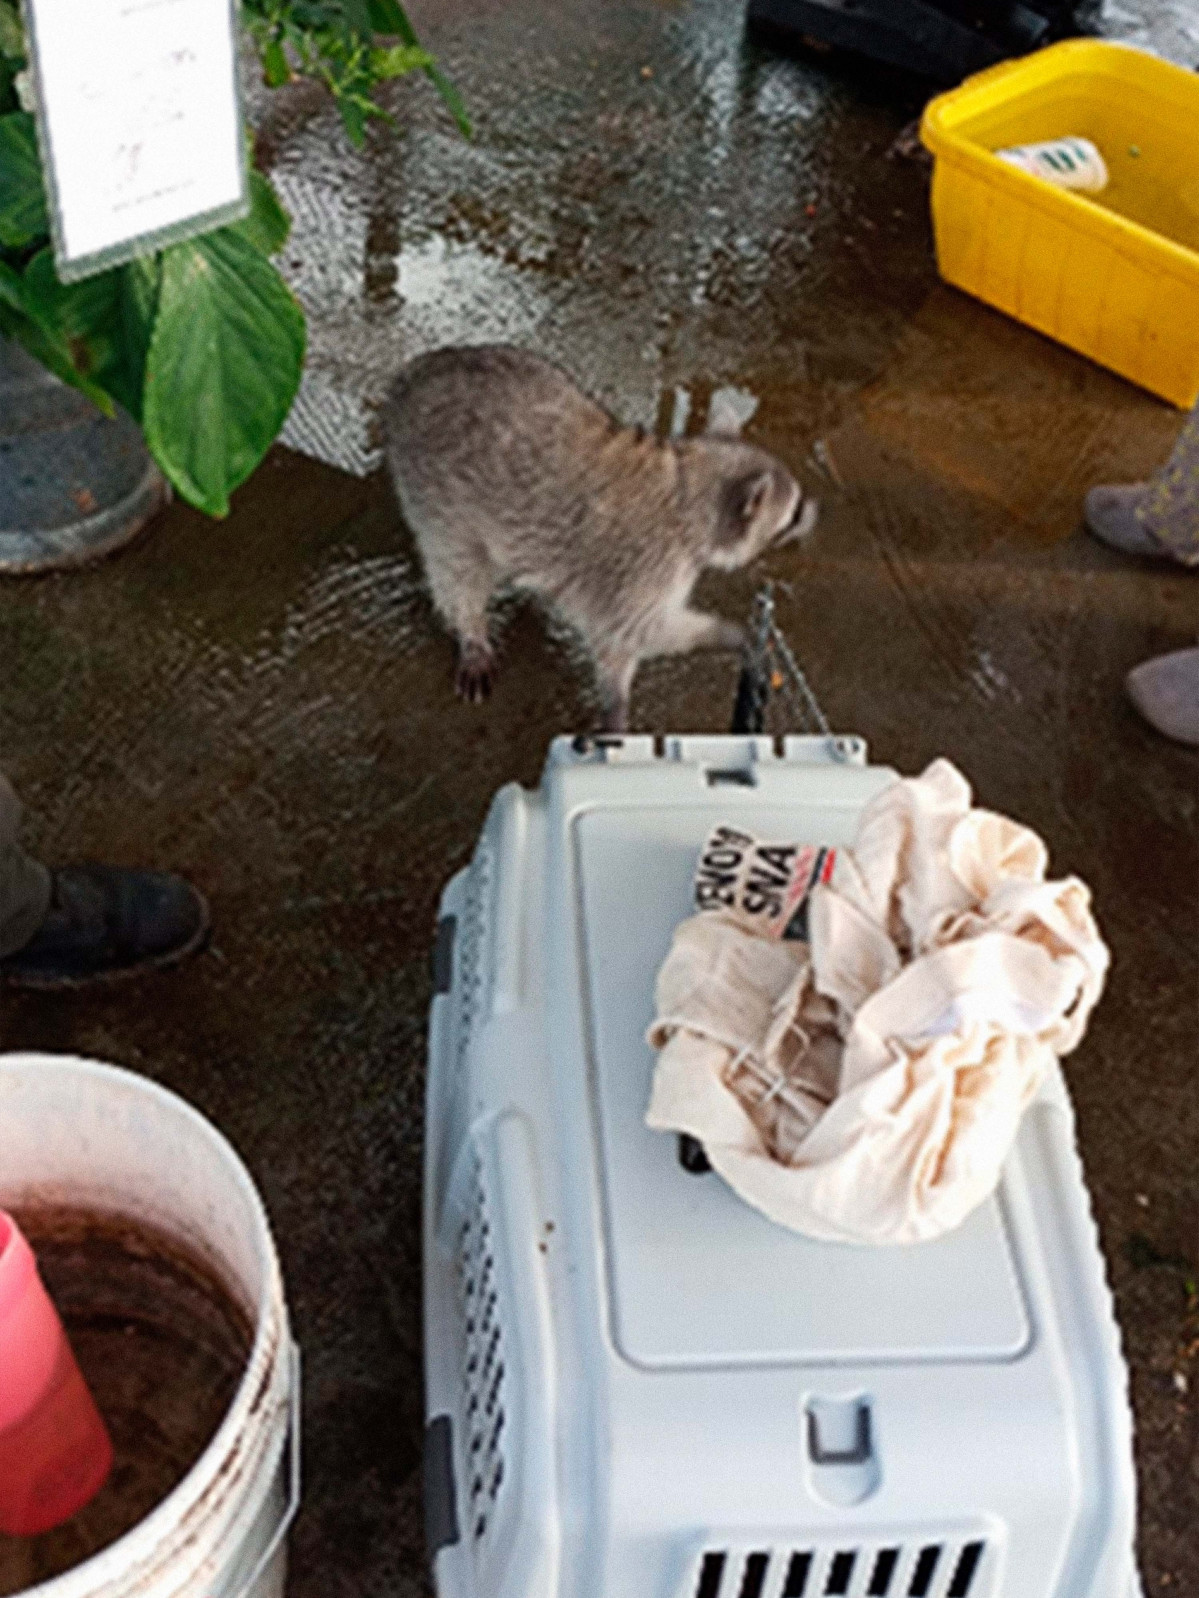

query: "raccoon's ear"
left=717, top=471, right=772, bottom=544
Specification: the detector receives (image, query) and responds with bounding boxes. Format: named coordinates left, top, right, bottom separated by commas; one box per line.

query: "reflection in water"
left=397, top=233, right=550, bottom=348
left=259, top=0, right=937, bottom=473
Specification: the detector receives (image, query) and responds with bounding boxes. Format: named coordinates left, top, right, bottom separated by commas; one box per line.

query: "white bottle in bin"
left=996, top=136, right=1109, bottom=192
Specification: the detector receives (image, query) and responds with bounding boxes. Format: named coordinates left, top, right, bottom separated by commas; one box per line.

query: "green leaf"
left=0, top=256, right=22, bottom=311
left=0, top=111, right=47, bottom=246
left=18, top=247, right=157, bottom=422
left=369, top=42, right=430, bottom=77
left=340, top=0, right=373, bottom=40
left=261, top=36, right=291, bottom=87
left=363, top=0, right=471, bottom=133
left=100, top=256, right=162, bottom=421
left=366, top=0, right=407, bottom=32
left=246, top=0, right=471, bottom=141
left=22, top=247, right=119, bottom=368
left=142, top=228, right=305, bottom=516
left=369, top=0, right=415, bottom=42
left=0, top=258, right=115, bottom=414
left=423, top=62, right=471, bottom=138
left=0, top=2, right=24, bottom=63
left=233, top=170, right=291, bottom=256
left=335, top=92, right=368, bottom=146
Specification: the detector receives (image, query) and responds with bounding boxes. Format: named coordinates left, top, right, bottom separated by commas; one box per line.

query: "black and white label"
left=694, top=825, right=836, bottom=940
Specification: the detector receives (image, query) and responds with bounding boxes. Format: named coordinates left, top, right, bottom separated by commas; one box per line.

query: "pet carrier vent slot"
left=696, top=1551, right=727, bottom=1598
left=947, top=1543, right=985, bottom=1597
left=867, top=1549, right=900, bottom=1595
left=825, top=1552, right=856, bottom=1595
left=738, top=1553, right=769, bottom=1598
left=454, top=842, right=492, bottom=1077
left=908, top=1547, right=942, bottom=1596
left=456, top=1155, right=508, bottom=1543
left=782, top=1552, right=813, bottom=1596
left=693, top=1538, right=987, bottom=1598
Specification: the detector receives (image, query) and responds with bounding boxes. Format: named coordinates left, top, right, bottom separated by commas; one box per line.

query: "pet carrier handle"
left=806, top=1398, right=872, bottom=1466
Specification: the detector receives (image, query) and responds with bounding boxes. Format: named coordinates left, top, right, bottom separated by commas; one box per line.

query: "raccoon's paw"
left=455, top=641, right=497, bottom=704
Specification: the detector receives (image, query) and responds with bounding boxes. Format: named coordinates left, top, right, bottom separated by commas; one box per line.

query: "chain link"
left=737, top=582, right=844, bottom=756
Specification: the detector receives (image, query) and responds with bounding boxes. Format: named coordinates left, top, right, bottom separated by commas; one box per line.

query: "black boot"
left=0, top=865, right=210, bottom=988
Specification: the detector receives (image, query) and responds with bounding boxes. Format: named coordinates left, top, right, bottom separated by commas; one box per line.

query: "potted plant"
left=0, top=0, right=465, bottom=566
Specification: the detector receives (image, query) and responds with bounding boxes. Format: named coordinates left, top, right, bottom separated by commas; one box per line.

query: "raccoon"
left=383, top=345, right=816, bottom=730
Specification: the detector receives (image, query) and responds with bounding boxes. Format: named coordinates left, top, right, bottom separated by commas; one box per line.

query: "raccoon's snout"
left=775, top=494, right=819, bottom=547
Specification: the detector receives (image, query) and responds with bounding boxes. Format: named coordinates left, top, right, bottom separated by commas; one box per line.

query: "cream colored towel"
left=646, top=759, right=1109, bottom=1245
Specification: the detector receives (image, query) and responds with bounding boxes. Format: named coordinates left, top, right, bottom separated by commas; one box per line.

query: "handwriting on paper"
left=26, top=0, right=245, bottom=277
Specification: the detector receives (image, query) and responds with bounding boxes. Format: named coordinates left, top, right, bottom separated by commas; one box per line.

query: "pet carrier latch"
left=424, top=1413, right=460, bottom=1556
left=806, top=1396, right=873, bottom=1465
left=431, top=915, right=457, bottom=994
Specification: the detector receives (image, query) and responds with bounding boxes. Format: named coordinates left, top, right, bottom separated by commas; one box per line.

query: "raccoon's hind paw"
left=455, top=640, right=497, bottom=704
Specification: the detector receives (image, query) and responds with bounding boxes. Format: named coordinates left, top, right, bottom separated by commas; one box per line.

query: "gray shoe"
left=1126, top=648, right=1199, bottom=747
left=1084, top=485, right=1170, bottom=558
left=0, top=865, right=210, bottom=988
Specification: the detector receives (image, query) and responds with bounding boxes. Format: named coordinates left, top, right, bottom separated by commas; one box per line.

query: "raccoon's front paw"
left=455, top=641, right=497, bottom=703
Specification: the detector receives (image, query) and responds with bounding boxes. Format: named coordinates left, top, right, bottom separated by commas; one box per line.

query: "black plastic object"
left=731, top=661, right=769, bottom=736
left=746, top=0, right=1101, bottom=84
left=423, top=1414, right=460, bottom=1558
left=679, top=1133, right=713, bottom=1174
left=431, top=915, right=457, bottom=995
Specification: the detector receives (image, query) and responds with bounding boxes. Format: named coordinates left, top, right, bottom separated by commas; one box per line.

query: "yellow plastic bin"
left=921, top=40, right=1199, bottom=408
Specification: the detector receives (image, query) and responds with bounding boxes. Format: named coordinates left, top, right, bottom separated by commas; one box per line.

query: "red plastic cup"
left=0, top=1211, right=113, bottom=1536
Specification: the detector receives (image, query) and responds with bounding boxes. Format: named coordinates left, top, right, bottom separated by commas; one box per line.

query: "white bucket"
left=0, top=1054, right=299, bottom=1598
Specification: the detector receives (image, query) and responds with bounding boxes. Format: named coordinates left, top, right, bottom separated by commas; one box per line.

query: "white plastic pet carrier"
left=422, top=735, right=1142, bottom=1598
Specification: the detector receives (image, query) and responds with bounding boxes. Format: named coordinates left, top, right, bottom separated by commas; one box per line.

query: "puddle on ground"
left=249, top=0, right=941, bottom=472
left=0, top=1209, right=253, bottom=1596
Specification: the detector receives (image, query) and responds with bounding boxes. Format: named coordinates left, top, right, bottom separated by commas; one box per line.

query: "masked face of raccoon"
left=705, top=454, right=816, bottom=573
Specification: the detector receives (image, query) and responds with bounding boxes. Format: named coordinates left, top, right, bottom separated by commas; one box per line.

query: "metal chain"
left=734, top=582, right=843, bottom=755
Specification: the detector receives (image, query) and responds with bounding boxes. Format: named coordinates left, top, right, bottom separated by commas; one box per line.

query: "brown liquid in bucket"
left=0, top=1208, right=253, bottom=1596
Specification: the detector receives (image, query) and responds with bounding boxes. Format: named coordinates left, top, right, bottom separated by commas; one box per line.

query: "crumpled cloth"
left=646, top=759, right=1109, bottom=1245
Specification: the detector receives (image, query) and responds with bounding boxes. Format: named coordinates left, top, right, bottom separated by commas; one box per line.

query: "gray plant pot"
left=0, top=336, right=170, bottom=575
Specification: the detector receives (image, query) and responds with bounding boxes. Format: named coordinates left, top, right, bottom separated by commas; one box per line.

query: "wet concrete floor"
left=1, top=1, right=1196, bottom=1591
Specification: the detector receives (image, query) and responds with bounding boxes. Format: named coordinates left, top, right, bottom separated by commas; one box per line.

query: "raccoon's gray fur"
left=383, top=345, right=815, bottom=730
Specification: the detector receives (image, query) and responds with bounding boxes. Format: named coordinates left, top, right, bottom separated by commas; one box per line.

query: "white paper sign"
left=24, top=0, right=247, bottom=281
